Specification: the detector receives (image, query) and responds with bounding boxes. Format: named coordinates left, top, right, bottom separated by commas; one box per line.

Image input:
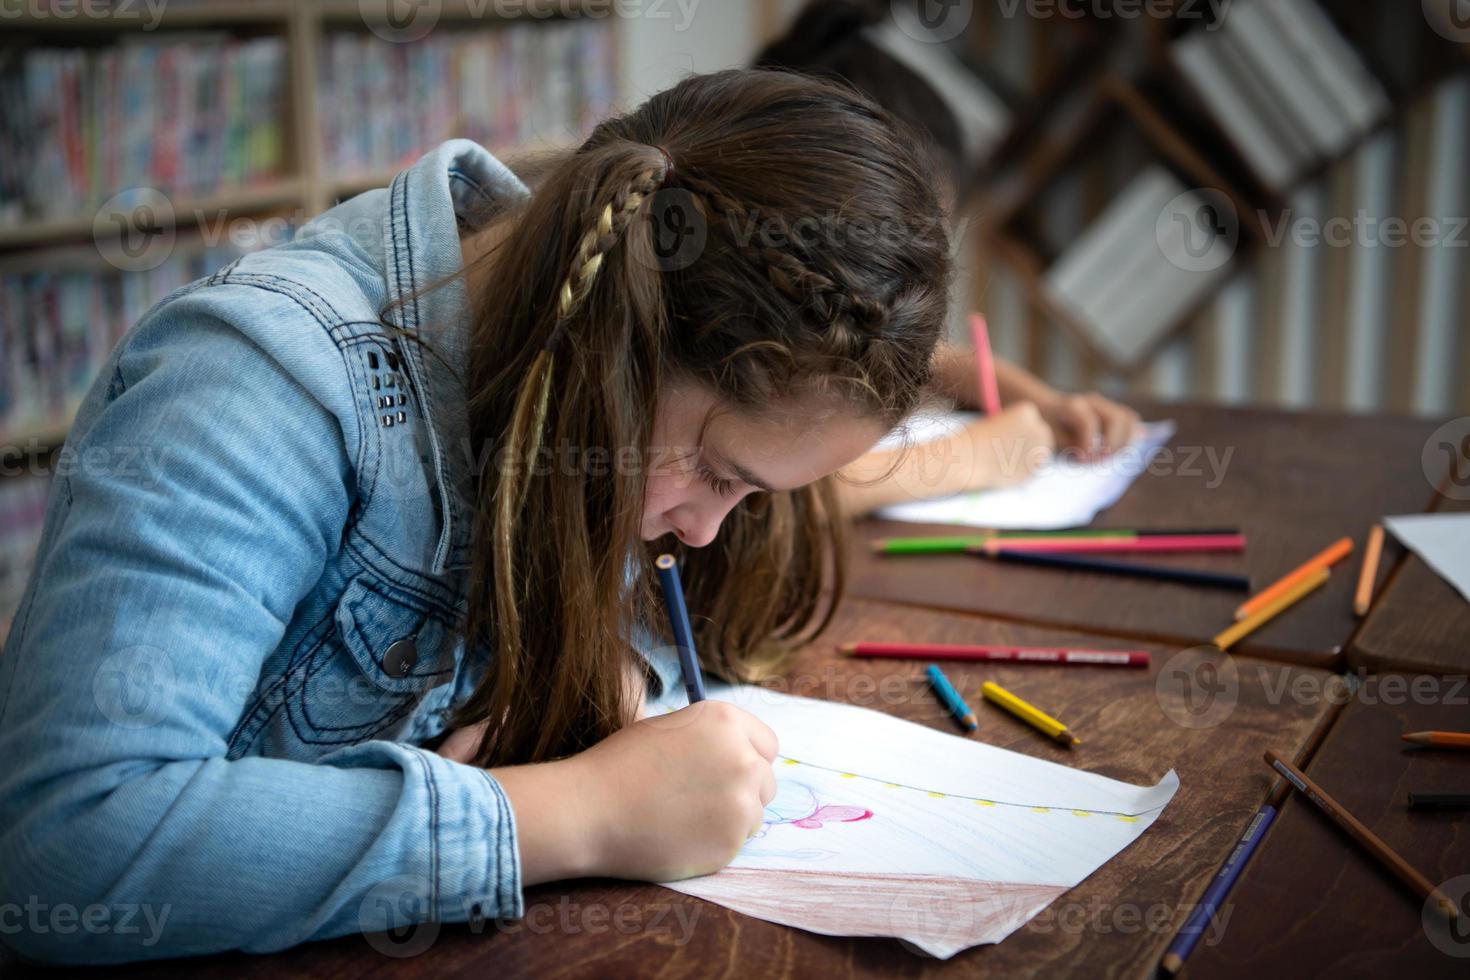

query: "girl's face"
left=641, top=381, right=887, bottom=546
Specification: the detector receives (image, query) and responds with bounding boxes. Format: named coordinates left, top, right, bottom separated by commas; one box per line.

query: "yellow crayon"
left=980, top=681, right=1080, bottom=747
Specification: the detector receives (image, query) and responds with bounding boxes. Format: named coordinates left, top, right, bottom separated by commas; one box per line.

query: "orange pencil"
left=1235, top=537, right=1352, bottom=620
left=969, top=313, right=1001, bottom=416
left=1354, top=524, right=1385, bottom=616
left=1401, top=731, right=1470, bottom=749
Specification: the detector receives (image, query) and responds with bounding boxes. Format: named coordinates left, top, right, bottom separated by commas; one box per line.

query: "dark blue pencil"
left=1160, top=802, right=1277, bottom=974
left=655, top=554, right=706, bottom=704
left=979, top=548, right=1251, bottom=590
left=925, top=664, right=977, bottom=731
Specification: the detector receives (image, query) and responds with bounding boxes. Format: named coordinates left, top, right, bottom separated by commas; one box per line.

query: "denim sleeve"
left=0, top=298, right=522, bottom=964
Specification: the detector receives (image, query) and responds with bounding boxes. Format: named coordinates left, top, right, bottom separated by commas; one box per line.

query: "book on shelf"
left=1168, top=0, right=1390, bottom=194
left=1042, top=165, right=1235, bottom=368
left=0, top=475, right=51, bottom=635
left=0, top=240, right=253, bottom=442
left=0, top=34, right=287, bottom=229
left=317, top=18, right=616, bottom=185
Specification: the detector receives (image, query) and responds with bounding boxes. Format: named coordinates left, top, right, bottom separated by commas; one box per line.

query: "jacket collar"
left=379, top=139, right=531, bottom=575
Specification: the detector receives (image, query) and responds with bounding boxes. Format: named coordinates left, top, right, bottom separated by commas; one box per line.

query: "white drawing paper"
left=657, top=685, right=1179, bottom=957
left=872, top=411, right=1177, bottom=530
left=1384, top=513, right=1470, bottom=605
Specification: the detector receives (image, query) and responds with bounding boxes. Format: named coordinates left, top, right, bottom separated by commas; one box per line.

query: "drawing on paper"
left=759, top=779, right=874, bottom=833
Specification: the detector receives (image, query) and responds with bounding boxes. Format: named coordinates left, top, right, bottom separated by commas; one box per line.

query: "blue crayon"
left=655, top=554, right=706, bottom=704
left=925, top=664, right=977, bottom=731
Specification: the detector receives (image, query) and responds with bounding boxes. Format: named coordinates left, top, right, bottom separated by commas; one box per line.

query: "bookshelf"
left=0, top=0, right=613, bottom=454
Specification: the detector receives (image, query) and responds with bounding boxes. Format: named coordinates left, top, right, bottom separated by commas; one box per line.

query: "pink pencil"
left=841, top=642, right=1150, bottom=667
left=973, top=534, right=1247, bottom=555
left=969, top=313, right=1001, bottom=416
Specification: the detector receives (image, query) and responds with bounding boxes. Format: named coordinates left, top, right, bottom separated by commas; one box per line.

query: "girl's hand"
left=491, top=699, right=778, bottom=886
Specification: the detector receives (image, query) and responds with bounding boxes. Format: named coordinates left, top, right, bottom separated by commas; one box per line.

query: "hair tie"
left=654, top=145, right=675, bottom=184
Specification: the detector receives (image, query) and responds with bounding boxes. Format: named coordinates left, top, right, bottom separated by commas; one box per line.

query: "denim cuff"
left=317, top=741, right=524, bottom=924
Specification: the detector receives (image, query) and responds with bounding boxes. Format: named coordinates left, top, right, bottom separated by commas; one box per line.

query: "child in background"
left=757, top=0, right=1140, bottom=515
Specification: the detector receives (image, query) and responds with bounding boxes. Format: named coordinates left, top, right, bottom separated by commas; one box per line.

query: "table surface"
left=55, top=598, right=1342, bottom=980
left=847, top=402, right=1446, bottom=670
left=6, top=402, right=1461, bottom=978
left=1186, top=679, right=1470, bottom=980
left=1349, top=492, right=1470, bottom=676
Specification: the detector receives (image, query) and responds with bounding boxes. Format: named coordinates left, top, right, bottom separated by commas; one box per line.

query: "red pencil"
left=974, top=534, right=1246, bottom=555
left=840, top=642, right=1150, bottom=667
left=969, top=313, right=1001, bottom=416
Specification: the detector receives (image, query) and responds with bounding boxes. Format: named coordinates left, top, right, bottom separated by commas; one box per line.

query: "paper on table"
left=657, top=684, right=1179, bottom=958
left=1384, top=513, right=1470, bottom=605
left=873, top=410, right=1176, bottom=530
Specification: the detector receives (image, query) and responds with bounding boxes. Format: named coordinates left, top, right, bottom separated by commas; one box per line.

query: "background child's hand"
left=962, top=400, right=1056, bottom=488
left=1033, top=390, right=1141, bottom=457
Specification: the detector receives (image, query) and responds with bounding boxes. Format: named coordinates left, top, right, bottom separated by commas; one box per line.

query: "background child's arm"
left=930, top=340, right=1141, bottom=453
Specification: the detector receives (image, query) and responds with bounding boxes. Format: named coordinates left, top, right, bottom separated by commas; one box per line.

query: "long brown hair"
left=451, top=68, right=952, bottom=767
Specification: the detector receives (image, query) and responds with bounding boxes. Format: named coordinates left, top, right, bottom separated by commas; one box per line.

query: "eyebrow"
left=711, top=447, right=776, bottom=493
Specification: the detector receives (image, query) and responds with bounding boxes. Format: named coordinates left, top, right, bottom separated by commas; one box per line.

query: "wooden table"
left=847, top=403, right=1446, bottom=670
left=1349, top=493, right=1470, bottom=676
left=1186, top=679, right=1470, bottom=980
left=59, top=598, right=1341, bottom=979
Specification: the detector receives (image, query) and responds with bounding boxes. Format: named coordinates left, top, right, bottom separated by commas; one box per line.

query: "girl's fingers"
left=759, top=765, right=777, bottom=807
left=743, top=714, right=780, bottom=762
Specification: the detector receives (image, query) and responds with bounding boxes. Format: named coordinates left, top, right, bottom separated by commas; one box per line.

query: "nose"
left=669, top=501, right=732, bottom=549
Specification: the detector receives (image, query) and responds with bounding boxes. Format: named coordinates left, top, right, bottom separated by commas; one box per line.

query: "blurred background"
left=0, top=0, right=1467, bottom=624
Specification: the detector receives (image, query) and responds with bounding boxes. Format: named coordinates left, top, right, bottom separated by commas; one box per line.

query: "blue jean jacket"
left=0, top=140, right=682, bottom=964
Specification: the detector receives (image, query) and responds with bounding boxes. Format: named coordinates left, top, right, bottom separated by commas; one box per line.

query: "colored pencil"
left=1402, top=731, right=1470, bottom=749
left=870, top=529, right=1243, bottom=555
left=980, top=549, right=1252, bottom=590
left=1159, top=802, right=1278, bottom=975
left=1235, top=536, right=1353, bottom=620
left=980, top=680, right=1079, bottom=747
left=973, top=534, right=1246, bottom=555
left=1160, top=678, right=1354, bottom=976
left=1211, top=567, right=1328, bottom=651
left=1265, top=750, right=1457, bottom=920
left=1408, top=792, right=1470, bottom=811
left=969, top=313, right=1001, bottom=416
left=654, top=554, right=706, bottom=704
left=925, top=664, right=977, bottom=731
left=841, top=641, right=1150, bottom=667
left=1354, top=524, right=1385, bottom=616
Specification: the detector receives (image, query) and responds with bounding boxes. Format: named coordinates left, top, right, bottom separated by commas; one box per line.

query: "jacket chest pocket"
left=292, top=576, right=456, bottom=747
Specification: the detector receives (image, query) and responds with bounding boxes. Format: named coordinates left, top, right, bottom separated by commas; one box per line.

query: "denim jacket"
left=0, top=140, right=680, bottom=964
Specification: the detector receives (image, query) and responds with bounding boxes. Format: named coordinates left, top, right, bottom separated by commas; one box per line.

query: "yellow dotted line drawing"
left=773, top=755, right=1155, bottom=819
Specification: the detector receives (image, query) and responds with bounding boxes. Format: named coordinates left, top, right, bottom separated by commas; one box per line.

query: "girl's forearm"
left=490, top=760, right=603, bottom=886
